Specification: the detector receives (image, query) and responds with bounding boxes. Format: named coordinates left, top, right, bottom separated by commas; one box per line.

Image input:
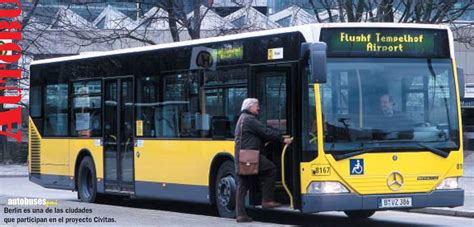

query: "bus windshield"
left=315, top=58, right=459, bottom=156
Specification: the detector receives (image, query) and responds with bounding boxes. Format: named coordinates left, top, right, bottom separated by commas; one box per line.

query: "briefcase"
left=238, top=149, right=259, bottom=175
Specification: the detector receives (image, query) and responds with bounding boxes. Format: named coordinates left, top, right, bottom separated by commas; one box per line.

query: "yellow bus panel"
left=135, top=140, right=234, bottom=185
left=301, top=150, right=463, bottom=194
left=39, top=139, right=69, bottom=176
left=68, top=139, right=104, bottom=179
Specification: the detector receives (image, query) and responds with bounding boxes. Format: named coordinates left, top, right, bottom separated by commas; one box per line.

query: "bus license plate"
left=379, top=197, right=412, bottom=208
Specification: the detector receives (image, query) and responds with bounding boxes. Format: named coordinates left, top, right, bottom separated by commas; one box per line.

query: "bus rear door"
left=103, top=77, right=135, bottom=194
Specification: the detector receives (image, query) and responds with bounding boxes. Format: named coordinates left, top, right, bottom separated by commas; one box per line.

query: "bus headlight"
left=307, top=181, right=349, bottom=194
left=436, top=177, right=459, bottom=190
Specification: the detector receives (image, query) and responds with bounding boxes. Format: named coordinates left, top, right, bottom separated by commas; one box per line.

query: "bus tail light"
left=436, top=177, right=459, bottom=190
left=307, top=181, right=349, bottom=194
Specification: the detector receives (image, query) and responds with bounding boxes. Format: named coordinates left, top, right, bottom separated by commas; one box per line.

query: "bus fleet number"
left=312, top=165, right=331, bottom=176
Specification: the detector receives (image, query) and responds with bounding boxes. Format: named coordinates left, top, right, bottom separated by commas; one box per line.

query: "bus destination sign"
left=320, top=28, right=449, bottom=58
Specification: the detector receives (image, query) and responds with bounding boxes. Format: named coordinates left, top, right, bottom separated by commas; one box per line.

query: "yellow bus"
left=29, top=23, right=463, bottom=218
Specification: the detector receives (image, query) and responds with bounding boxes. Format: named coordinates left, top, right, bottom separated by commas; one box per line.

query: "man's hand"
left=283, top=137, right=293, bottom=144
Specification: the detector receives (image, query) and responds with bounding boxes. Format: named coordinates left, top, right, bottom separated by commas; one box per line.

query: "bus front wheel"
left=78, top=156, right=97, bottom=203
left=215, top=161, right=236, bottom=218
left=344, top=210, right=376, bottom=218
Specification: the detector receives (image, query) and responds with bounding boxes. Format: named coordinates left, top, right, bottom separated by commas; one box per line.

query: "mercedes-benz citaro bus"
left=29, top=23, right=464, bottom=218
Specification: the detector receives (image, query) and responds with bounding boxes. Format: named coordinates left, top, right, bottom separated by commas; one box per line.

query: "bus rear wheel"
left=215, top=161, right=236, bottom=218
left=344, top=210, right=376, bottom=218
left=78, top=156, right=97, bottom=203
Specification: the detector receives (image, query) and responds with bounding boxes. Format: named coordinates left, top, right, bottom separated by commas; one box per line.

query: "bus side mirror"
left=301, top=42, right=327, bottom=84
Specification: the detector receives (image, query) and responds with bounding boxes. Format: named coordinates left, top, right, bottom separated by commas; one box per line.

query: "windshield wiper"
left=416, top=142, right=449, bottom=158
left=332, top=142, right=450, bottom=161
left=333, top=147, right=382, bottom=161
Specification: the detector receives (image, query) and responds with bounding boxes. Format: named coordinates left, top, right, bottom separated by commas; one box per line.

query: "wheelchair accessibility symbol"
left=350, top=159, right=364, bottom=175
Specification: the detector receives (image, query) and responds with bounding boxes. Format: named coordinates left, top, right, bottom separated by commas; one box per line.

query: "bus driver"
left=374, top=94, right=414, bottom=139
left=380, top=94, right=396, bottom=117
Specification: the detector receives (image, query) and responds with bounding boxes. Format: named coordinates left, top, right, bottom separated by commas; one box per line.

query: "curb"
left=408, top=208, right=474, bottom=218
left=0, top=175, right=29, bottom=178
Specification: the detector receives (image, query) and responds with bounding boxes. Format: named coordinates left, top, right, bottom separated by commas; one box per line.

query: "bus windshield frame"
left=304, top=57, right=460, bottom=158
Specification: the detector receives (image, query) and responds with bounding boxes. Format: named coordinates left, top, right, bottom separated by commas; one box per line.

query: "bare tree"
left=151, top=0, right=215, bottom=41
left=452, top=21, right=474, bottom=48
left=398, top=0, right=472, bottom=23
left=159, top=0, right=180, bottom=41
left=308, top=0, right=473, bottom=23
left=307, top=0, right=474, bottom=47
left=18, top=0, right=221, bottom=53
left=64, top=0, right=218, bottom=45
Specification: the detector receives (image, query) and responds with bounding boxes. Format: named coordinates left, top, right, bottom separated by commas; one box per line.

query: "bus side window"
left=204, top=68, right=248, bottom=139
left=155, top=103, right=181, bottom=137
left=136, top=76, right=159, bottom=137
left=160, top=72, right=200, bottom=138
left=44, top=83, right=68, bottom=136
left=71, top=80, right=102, bottom=137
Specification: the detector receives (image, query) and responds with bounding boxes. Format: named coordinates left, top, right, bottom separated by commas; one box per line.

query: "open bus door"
left=250, top=64, right=297, bottom=207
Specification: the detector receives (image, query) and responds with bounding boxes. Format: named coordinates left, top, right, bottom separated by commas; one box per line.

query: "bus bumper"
left=301, top=189, right=464, bottom=213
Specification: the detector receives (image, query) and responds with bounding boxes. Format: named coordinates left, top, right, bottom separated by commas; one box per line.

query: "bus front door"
left=252, top=65, right=294, bottom=205
left=103, top=77, right=135, bottom=193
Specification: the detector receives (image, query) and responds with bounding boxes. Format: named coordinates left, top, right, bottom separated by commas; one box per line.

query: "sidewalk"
left=0, top=164, right=28, bottom=177
left=0, top=154, right=473, bottom=218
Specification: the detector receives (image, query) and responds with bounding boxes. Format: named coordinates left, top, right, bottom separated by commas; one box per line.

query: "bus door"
left=103, top=77, right=135, bottom=193
left=252, top=64, right=294, bottom=204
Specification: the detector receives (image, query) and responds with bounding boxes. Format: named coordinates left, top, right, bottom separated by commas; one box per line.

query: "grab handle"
left=281, top=143, right=294, bottom=208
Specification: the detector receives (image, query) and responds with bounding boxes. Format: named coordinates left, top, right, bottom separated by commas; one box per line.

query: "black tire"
left=215, top=161, right=237, bottom=218
left=77, top=156, right=98, bottom=203
left=344, top=210, right=376, bottom=219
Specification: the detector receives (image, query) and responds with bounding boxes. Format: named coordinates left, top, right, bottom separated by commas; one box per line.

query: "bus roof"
left=31, top=23, right=451, bottom=66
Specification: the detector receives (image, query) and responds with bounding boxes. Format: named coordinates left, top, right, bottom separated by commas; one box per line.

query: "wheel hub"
left=217, top=175, right=235, bottom=209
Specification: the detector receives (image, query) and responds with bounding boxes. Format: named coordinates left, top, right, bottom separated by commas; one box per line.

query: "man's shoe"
left=262, top=200, right=281, bottom=209
left=236, top=215, right=253, bottom=223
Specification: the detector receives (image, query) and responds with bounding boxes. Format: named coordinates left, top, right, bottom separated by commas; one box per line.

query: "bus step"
left=104, top=189, right=135, bottom=195
left=274, top=184, right=291, bottom=203
left=254, top=204, right=294, bottom=212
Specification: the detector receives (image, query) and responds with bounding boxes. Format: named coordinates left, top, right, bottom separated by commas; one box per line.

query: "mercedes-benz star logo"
left=387, top=172, right=404, bottom=191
